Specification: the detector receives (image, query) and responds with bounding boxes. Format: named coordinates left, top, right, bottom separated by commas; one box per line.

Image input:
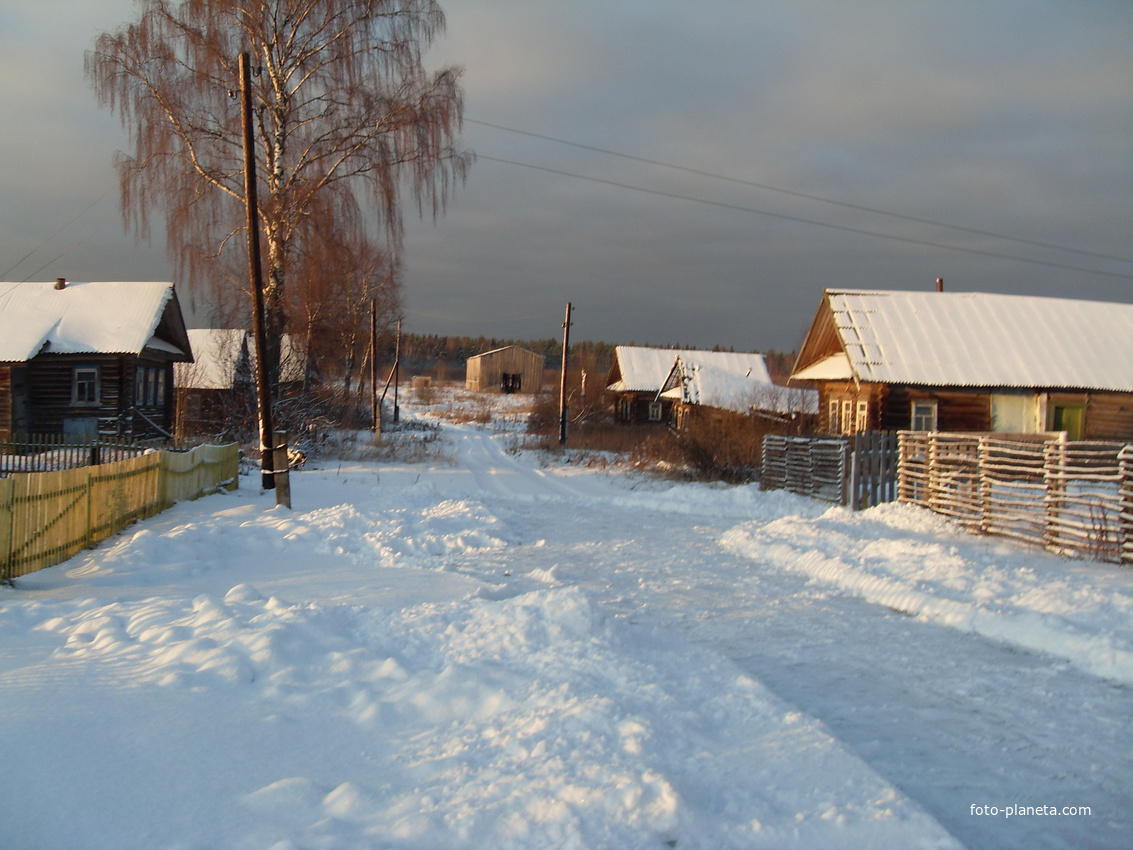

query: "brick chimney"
left=936, top=277, right=944, bottom=292
left=54, top=278, right=67, bottom=290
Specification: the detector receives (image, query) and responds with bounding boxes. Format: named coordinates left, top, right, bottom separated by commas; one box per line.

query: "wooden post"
left=393, top=318, right=401, bottom=423
left=239, top=52, right=275, bottom=491
left=977, top=435, right=990, bottom=533
left=559, top=302, right=572, bottom=445
left=370, top=300, right=378, bottom=436
left=1043, top=431, right=1067, bottom=553
left=272, top=431, right=291, bottom=509
left=1118, top=445, right=1132, bottom=566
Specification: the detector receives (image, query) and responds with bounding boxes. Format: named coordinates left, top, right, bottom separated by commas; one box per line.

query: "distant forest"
left=394, top=335, right=797, bottom=382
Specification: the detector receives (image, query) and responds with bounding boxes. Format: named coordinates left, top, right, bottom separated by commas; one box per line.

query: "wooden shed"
left=465, top=346, right=544, bottom=394
left=790, top=288, right=1133, bottom=440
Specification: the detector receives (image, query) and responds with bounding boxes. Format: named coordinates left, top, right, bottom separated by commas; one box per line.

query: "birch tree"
left=87, top=0, right=467, bottom=381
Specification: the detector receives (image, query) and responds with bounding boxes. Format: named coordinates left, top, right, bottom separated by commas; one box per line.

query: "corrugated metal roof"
left=0, top=280, right=179, bottom=362
left=826, top=290, right=1133, bottom=391
left=661, top=354, right=815, bottom=415
left=608, top=346, right=771, bottom=393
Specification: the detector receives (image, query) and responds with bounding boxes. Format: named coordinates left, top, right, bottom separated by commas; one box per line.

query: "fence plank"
left=2, top=444, right=239, bottom=583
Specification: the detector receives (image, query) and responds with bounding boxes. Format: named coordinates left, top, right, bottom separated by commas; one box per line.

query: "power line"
left=468, top=118, right=1133, bottom=267
left=18, top=216, right=119, bottom=283
left=1, top=186, right=116, bottom=279
left=477, top=154, right=1133, bottom=281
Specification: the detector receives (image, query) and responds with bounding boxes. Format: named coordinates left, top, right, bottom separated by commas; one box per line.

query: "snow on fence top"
left=822, top=289, right=1133, bottom=391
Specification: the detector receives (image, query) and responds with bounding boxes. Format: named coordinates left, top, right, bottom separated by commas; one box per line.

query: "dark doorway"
left=501, top=373, right=521, bottom=394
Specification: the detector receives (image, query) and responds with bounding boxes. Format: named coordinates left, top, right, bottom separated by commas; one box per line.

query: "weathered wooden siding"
left=879, top=386, right=992, bottom=432
left=612, top=391, right=674, bottom=425
left=22, top=354, right=176, bottom=438
left=466, top=347, right=544, bottom=393
left=0, top=365, right=11, bottom=438
left=1083, top=392, right=1133, bottom=440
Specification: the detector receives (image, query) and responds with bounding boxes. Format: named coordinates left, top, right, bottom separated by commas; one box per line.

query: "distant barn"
left=465, top=346, right=544, bottom=394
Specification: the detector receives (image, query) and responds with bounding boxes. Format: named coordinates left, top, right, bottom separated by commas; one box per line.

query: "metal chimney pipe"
left=936, top=277, right=944, bottom=292
left=54, top=278, right=67, bottom=290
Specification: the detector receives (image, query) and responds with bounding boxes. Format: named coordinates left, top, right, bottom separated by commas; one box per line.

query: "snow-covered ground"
left=2, top=388, right=1130, bottom=849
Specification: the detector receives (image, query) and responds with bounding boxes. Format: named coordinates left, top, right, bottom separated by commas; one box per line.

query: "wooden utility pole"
left=370, top=299, right=378, bottom=434
left=393, top=317, right=401, bottom=423
left=239, top=51, right=275, bottom=492
left=559, top=302, right=572, bottom=444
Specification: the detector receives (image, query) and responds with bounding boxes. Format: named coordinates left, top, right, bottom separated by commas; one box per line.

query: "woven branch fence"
left=1, top=443, right=239, bottom=582
left=898, top=432, right=1133, bottom=565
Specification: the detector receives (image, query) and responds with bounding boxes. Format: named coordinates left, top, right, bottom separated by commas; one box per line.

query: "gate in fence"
left=761, top=432, right=898, bottom=510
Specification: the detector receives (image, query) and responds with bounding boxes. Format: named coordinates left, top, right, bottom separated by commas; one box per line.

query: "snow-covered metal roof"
left=608, top=346, right=772, bottom=393
left=0, top=280, right=184, bottom=362
left=660, top=354, right=817, bottom=415
left=824, top=289, right=1133, bottom=391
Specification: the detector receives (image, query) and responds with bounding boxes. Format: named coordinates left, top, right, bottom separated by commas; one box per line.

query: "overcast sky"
left=1, top=1, right=1130, bottom=352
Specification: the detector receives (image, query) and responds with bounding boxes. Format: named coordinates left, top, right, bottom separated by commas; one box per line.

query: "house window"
left=73, top=366, right=99, bottom=406
left=648, top=400, right=663, bottom=421
left=828, top=396, right=866, bottom=434
left=911, top=400, right=938, bottom=431
left=855, top=400, right=869, bottom=433
left=155, top=369, right=167, bottom=407
left=135, top=367, right=146, bottom=406
left=1050, top=404, right=1085, bottom=440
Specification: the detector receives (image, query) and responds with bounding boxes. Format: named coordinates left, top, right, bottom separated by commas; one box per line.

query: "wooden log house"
left=790, top=288, right=1133, bottom=440
left=0, top=280, right=193, bottom=440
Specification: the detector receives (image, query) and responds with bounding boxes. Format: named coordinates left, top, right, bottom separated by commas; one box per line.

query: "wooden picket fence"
left=898, top=432, right=1133, bottom=565
left=761, top=431, right=898, bottom=509
left=1, top=443, right=239, bottom=582
left=0, top=434, right=163, bottom=473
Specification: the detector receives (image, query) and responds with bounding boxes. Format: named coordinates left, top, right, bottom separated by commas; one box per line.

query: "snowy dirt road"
left=433, top=427, right=1132, bottom=850
left=2, top=406, right=1130, bottom=850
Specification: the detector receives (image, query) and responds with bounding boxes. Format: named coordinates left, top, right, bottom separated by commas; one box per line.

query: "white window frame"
left=855, top=400, right=869, bottom=433
left=911, top=400, right=938, bottom=431
left=648, top=400, right=663, bottom=422
left=72, top=366, right=100, bottom=406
